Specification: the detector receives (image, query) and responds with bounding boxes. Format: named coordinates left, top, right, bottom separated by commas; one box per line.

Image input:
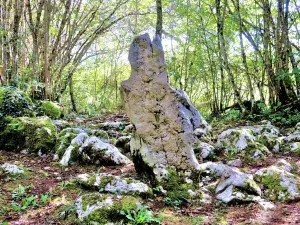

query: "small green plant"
left=163, top=197, right=185, bottom=207
left=9, top=184, right=31, bottom=200
left=40, top=193, right=50, bottom=205
left=61, top=204, right=77, bottom=220
left=21, top=195, right=37, bottom=209
left=225, top=147, right=238, bottom=160
left=120, top=206, right=160, bottom=225
left=223, top=109, right=241, bottom=121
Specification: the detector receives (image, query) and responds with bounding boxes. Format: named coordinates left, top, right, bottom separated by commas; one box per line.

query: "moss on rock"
left=39, top=101, right=62, bottom=119
left=255, top=164, right=300, bottom=201
left=240, top=142, right=271, bottom=163
left=0, top=116, right=57, bottom=153
left=75, top=193, right=141, bottom=224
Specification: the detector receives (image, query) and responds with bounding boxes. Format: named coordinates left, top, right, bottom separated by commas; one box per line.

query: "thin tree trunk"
left=156, top=0, right=163, bottom=39
left=69, top=76, right=77, bottom=112
left=216, top=0, right=246, bottom=113
left=1, top=0, right=8, bottom=84
left=43, top=0, right=51, bottom=99
left=234, top=0, right=255, bottom=113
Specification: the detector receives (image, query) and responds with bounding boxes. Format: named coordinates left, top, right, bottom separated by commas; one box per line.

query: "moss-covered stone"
left=0, top=116, right=56, bottom=153
left=240, top=142, right=271, bottom=163
left=255, top=165, right=300, bottom=201
left=89, top=129, right=109, bottom=140
left=76, top=173, right=152, bottom=196
left=39, top=101, right=62, bottom=119
left=55, top=128, right=85, bottom=158
left=75, top=193, right=141, bottom=224
left=257, top=134, right=284, bottom=152
left=0, top=86, right=34, bottom=118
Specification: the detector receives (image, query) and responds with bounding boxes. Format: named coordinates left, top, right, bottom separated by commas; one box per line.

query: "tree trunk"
left=42, top=0, right=50, bottom=99
left=216, top=0, right=246, bottom=113
left=156, top=0, right=163, bottom=39
left=1, top=0, right=8, bottom=85
left=69, top=76, right=77, bottom=112
left=234, top=0, right=255, bottom=113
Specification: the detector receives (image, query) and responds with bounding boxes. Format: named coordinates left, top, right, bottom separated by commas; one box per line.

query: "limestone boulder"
left=193, top=142, right=215, bottom=159
left=198, top=162, right=261, bottom=203
left=0, top=163, right=24, bottom=174
left=254, top=160, right=300, bottom=201
left=245, top=121, right=280, bottom=136
left=80, top=137, right=131, bottom=165
left=0, top=116, right=57, bottom=154
left=121, top=33, right=211, bottom=182
left=217, top=128, right=256, bottom=151
left=217, top=128, right=271, bottom=161
left=285, top=123, right=300, bottom=143
left=75, top=193, right=142, bottom=224
left=285, top=142, right=300, bottom=155
left=56, top=128, right=130, bottom=166
left=76, top=173, right=151, bottom=196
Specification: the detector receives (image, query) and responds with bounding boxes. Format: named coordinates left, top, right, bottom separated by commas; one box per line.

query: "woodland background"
left=0, top=0, right=299, bottom=119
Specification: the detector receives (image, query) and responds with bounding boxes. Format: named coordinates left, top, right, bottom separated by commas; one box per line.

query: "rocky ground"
left=0, top=114, right=300, bottom=225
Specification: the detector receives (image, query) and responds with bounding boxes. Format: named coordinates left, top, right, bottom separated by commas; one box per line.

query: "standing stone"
left=121, top=34, right=211, bottom=182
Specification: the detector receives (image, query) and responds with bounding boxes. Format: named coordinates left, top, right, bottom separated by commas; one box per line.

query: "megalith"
left=120, top=33, right=211, bottom=183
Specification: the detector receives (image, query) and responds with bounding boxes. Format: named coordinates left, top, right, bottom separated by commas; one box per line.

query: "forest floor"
left=0, top=117, right=300, bottom=225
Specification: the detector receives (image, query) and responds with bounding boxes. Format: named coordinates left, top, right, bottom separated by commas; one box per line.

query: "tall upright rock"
left=121, top=34, right=211, bottom=183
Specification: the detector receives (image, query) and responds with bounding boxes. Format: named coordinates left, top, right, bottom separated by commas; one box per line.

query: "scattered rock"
left=0, top=163, right=24, bottom=174
left=116, top=136, right=131, bottom=153
left=227, top=159, right=243, bottom=167
left=257, top=200, right=275, bottom=210
left=216, top=185, right=260, bottom=203
left=255, top=160, right=300, bottom=201
left=194, top=142, right=215, bottom=159
left=76, top=173, right=151, bottom=196
left=198, top=162, right=261, bottom=203
left=75, top=193, right=142, bottom=223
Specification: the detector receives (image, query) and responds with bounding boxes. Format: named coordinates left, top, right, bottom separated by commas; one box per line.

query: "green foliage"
left=9, top=184, right=31, bottom=200
left=120, top=206, right=160, bottom=225
left=0, top=86, right=34, bottom=118
left=39, top=101, right=62, bottom=119
left=160, top=169, right=191, bottom=207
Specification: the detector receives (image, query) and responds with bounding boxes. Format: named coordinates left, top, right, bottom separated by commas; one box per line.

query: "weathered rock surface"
left=75, top=192, right=142, bottom=224
left=254, top=160, right=300, bottom=201
left=217, top=127, right=272, bottom=161
left=76, top=173, right=151, bottom=195
left=56, top=128, right=130, bottom=166
left=198, top=162, right=261, bottom=203
left=194, top=142, right=215, bottom=159
left=0, top=163, right=24, bottom=174
left=121, top=33, right=211, bottom=182
left=257, top=200, right=275, bottom=210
